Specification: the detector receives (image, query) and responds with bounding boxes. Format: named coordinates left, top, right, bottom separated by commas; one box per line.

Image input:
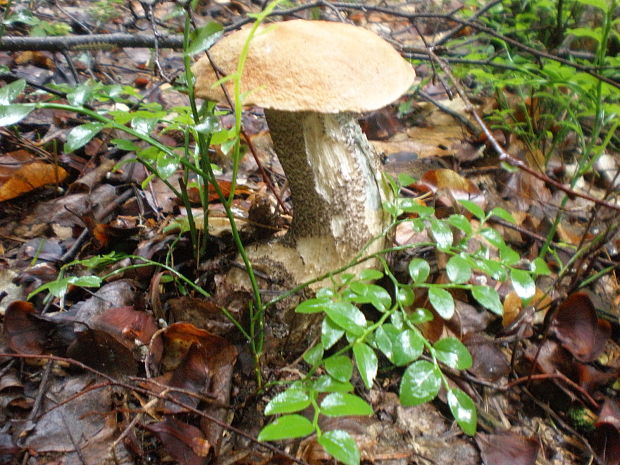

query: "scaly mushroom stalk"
left=262, top=109, right=389, bottom=284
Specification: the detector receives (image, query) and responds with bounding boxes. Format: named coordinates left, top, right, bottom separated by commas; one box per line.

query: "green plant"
left=254, top=182, right=547, bottom=464
left=2, top=4, right=552, bottom=464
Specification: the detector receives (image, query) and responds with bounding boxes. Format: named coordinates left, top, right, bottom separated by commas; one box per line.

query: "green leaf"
left=446, top=255, right=472, bottom=284
left=407, top=308, right=434, bottom=324
left=257, top=415, right=314, bottom=441
left=530, top=257, right=551, bottom=276
left=67, top=82, right=94, bottom=106
left=187, top=22, right=224, bottom=55
left=375, top=325, right=423, bottom=366
left=499, top=245, right=520, bottom=266
left=408, top=258, right=430, bottom=284
left=430, top=218, right=453, bottom=250
left=480, top=227, right=506, bottom=248
left=358, top=269, right=383, bottom=281
left=318, top=430, right=360, bottom=465
left=574, top=0, right=608, bottom=11
left=265, top=389, right=311, bottom=415
left=155, top=152, right=178, bottom=179
left=396, top=286, right=414, bottom=307
left=353, top=342, right=377, bottom=389
left=0, top=79, right=26, bottom=104
left=295, top=298, right=329, bottom=313
left=399, top=198, right=435, bottom=217
left=325, top=355, right=353, bottom=382
left=349, top=282, right=391, bottom=312
left=489, top=207, right=516, bottom=224
left=471, top=285, right=503, bottom=315
left=0, top=104, right=34, bottom=126
left=434, top=337, right=472, bottom=370
left=324, top=302, right=366, bottom=336
left=313, top=375, right=353, bottom=393
left=447, top=388, right=477, bottom=435
left=131, top=117, right=158, bottom=136
left=65, top=123, right=105, bottom=152
left=321, top=318, right=344, bottom=350
left=511, top=268, right=536, bottom=299
left=320, top=393, right=373, bottom=417
left=296, top=297, right=329, bottom=314
left=111, top=138, right=139, bottom=152
left=447, top=214, right=472, bottom=236
left=459, top=200, right=485, bottom=221
left=400, top=360, right=441, bottom=406
left=428, top=287, right=455, bottom=319
left=29, top=274, right=102, bottom=300
left=303, top=344, right=324, bottom=367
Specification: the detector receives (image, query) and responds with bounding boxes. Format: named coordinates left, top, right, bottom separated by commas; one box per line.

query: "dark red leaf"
left=145, top=417, right=210, bottom=465
left=551, top=292, right=611, bottom=362
left=3, top=301, right=46, bottom=354
left=476, top=433, right=539, bottom=465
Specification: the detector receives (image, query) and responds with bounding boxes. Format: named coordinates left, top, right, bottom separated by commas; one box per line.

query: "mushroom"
left=192, top=20, right=415, bottom=288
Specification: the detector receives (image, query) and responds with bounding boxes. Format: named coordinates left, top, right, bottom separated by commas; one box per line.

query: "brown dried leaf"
left=0, top=152, right=68, bottom=202
left=145, top=417, right=210, bottom=465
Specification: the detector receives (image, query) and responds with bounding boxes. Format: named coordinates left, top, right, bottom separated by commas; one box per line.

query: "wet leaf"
left=472, top=285, right=503, bottom=315
left=353, top=342, right=377, bottom=389
left=325, top=355, right=353, bottom=382
left=400, top=360, right=441, bottom=406
left=447, top=388, right=477, bottom=435
left=510, top=268, right=535, bottom=299
left=258, top=415, right=314, bottom=441
left=434, top=337, right=473, bottom=370
left=409, top=258, right=430, bottom=283
left=0, top=104, right=34, bottom=126
left=324, top=302, right=366, bottom=337
left=320, top=393, right=373, bottom=417
left=447, top=255, right=472, bottom=284
left=476, top=433, right=539, bottom=465
left=318, top=430, right=360, bottom=465
left=65, top=123, right=105, bottom=153
left=428, top=287, right=455, bottom=319
left=265, top=389, right=311, bottom=415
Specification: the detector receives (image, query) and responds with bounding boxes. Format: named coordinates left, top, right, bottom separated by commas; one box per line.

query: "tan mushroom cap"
left=192, top=20, right=415, bottom=113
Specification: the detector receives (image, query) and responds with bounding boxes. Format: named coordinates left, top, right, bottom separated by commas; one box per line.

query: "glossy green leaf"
left=447, top=214, right=473, bottom=235
left=480, top=227, right=506, bottom=249
left=131, top=117, right=157, bottom=136
left=257, top=415, right=313, bottom=441
left=358, top=269, right=383, bottom=281
left=0, top=104, right=34, bottom=126
left=408, top=258, right=430, bottom=284
left=446, top=255, right=471, bottom=284
left=296, top=297, right=329, bottom=314
left=396, top=286, right=414, bottom=306
left=313, top=375, right=353, bottom=393
left=349, top=282, right=391, bottom=312
left=428, top=287, right=455, bottom=319
left=111, top=138, right=139, bottom=152
left=321, top=317, right=344, bottom=350
left=400, top=360, right=441, bottom=406
left=29, top=274, right=102, bottom=299
left=303, top=344, right=324, bottom=367
left=325, top=355, right=353, bottom=382
left=0, top=79, right=25, bottom=104
left=471, top=285, right=503, bottom=315
left=187, top=22, right=224, bottom=55
left=353, top=342, right=377, bottom=389
left=156, top=152, right=178, bottom=179
left=399, top=198, right=435, bottom=217
left=434, top=337, right=472, bottom=370
left=459, top=200, right=485, bottom=221
left=375, top=324, right=423, bottom=366
left=320, top=393, right=373, bottom=417
left=265, top=389, right=311, bottom=415
left=65, top=123, right=105, bottom=152
left=67, top=82, right=94, bottom=106
left=430, top=218, right=453, bottom=250
left=489, top=207, right=516, bottom=224
left=407, top=308, right=434, bottom=324
left=324, top=302, right=366, bottom=336
left=499, top=245, right=520, bottom=266
left=447, top=388, right=477, bottom=435
left=318, top=430, right=360, bottom=465
left=511, top=268, right=536, bottom=299
left=530, top=257, right=551, bottom=276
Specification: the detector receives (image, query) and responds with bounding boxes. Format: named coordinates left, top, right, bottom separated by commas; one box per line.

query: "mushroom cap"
left=192, top=20, right=415, bottom=113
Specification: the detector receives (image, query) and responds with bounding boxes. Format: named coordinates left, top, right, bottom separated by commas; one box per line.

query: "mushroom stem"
left=264, top=109, right=391, bottom=281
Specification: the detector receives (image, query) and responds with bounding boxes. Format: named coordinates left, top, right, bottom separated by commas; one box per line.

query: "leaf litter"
left=0, top=1, right=619, bottom=465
